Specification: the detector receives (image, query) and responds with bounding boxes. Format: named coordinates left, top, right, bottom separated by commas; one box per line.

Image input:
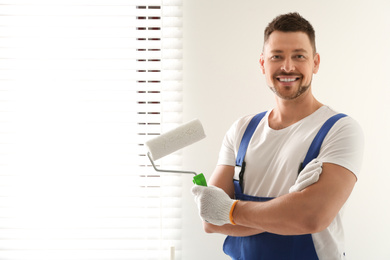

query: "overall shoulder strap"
left=236, top=111, right=267, bottom=167
left=299, top=113, right=347, bottom=172
left=235, top=111, right=267, bottom=189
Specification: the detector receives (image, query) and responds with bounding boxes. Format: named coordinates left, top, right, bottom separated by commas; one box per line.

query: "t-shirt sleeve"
left=318, top=116, right=365, bottom=178
left=217, top=120, right=239, bottom=167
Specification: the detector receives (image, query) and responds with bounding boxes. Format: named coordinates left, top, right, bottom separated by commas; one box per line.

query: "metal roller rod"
left=147, top=152, right=197, bottom=176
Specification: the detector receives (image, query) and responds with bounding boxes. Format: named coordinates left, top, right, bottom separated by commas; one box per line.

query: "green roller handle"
left=193, top=173, right=207, bottom=186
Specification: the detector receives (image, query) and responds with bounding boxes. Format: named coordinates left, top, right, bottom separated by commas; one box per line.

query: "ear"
left=259, top=53, right=266, bottom=74
left=313, top=53, right=320, bottom=74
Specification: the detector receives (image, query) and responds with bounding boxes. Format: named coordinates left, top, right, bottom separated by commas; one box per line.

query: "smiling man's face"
left=260, top=31, right=320, bottom=100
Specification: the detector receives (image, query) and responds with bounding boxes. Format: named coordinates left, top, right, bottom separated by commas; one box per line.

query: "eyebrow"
left=270, top=49, right=308, bottom=54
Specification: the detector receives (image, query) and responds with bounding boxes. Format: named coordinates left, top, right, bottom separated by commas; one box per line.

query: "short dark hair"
left=264, top=12, right=316, bottom=53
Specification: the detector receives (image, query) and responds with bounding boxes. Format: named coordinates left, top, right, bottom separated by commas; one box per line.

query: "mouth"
left=276, top=76, right=301, bottom=82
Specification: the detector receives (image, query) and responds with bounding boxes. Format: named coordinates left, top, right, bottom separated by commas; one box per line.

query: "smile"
left=276, top=76, right=301, bottom=82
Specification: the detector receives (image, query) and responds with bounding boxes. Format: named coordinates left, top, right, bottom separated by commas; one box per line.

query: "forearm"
left=232, top=163, right=356, bottom=236
left=232, top=192, right=317, bottom=235
left=203, top=222, right=265, bottom=237
left=194, top=163, right=356, bottom=237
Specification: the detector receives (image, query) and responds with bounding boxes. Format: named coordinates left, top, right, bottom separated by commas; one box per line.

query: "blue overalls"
left=223, top=111, right=347, bottom=260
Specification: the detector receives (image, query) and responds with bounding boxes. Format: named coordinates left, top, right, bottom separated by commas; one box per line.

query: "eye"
left=271, top=55, right=281, bottom=60
left=296, top=55, right=305, bottom=59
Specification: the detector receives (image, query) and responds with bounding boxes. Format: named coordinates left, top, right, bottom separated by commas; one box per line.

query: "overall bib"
left=223, top=112, right=347, bottom=260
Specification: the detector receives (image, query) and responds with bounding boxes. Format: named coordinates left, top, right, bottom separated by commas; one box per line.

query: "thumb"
left=303, top=159, right=322, bottom=173
left=191, top=185, right=206, bottom=196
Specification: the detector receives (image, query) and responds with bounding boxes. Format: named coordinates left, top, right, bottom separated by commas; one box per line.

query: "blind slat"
left=0, top=0, right=177, bottom=5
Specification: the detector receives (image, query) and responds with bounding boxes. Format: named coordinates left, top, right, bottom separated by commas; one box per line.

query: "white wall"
left=181, top=0, right=390, bottom=259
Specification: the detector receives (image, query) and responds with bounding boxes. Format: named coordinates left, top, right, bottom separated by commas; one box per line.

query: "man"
left=192, top=13, right=364, bottom=259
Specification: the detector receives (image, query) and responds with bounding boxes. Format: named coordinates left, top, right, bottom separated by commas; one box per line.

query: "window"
left=0, top=1, right=183, bottom=259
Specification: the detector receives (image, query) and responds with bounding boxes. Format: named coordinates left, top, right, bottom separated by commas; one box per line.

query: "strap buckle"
left=235, top=161, right=246, bottom=190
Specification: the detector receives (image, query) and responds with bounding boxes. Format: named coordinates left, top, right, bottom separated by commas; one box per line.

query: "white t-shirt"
left=217, top=106, right=364, bottom=259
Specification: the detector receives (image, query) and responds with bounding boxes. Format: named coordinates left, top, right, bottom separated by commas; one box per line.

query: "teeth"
left=279, top=78, right=298, bottom=82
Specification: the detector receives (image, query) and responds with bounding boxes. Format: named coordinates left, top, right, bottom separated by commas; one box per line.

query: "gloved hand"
left=191, top=185, right=238, bottom=226
left=289, top=159, right=323, bottom=193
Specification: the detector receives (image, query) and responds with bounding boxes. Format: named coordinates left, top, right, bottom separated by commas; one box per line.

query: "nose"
left=281, top=58, right=295, bottom=72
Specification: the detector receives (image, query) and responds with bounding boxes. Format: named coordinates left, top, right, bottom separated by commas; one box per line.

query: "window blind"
left=0, top=1, right=183, bottom=259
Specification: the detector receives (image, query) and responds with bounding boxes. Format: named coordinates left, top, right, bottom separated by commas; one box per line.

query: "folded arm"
left=203, top=165, right=265, bottom=236
left=199, top=163, right=356, bottom=236
left=233, top=163, right=356, bottom=235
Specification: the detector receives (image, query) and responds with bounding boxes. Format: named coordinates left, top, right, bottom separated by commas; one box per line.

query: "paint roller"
left=145, top=119, right=207, bottom=186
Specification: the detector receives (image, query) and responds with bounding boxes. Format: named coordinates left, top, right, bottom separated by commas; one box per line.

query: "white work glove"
left=191, top=185, right=237, bottom=226
left=289, top=159, right=323, bottom=193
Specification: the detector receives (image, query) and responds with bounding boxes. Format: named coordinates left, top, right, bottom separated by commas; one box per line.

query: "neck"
left=269, top=90, right=322, bottom=130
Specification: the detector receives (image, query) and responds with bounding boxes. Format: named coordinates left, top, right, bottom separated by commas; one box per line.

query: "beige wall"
left=182, top=1, right=390, bottom=259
